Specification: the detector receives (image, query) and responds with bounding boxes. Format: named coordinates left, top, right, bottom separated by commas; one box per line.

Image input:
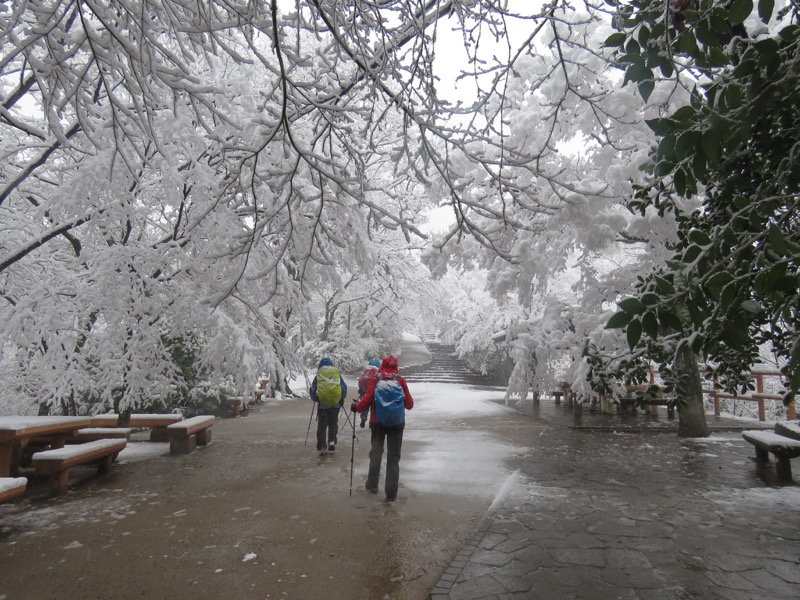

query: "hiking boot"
left=385, top=495, right=396, bottom=502
left=328, top=442, right=336, bottom=452
left=365, top=484, right=378, bottom=494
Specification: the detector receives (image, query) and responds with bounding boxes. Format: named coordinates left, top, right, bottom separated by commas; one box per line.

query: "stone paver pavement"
left=430, top=400, right=800, bottom=600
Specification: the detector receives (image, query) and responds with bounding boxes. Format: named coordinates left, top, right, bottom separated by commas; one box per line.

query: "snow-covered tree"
left=422, top=4, right=691, bottom=407
left=0, top=1, right=436, bottom=413
left=602, top=0, right=799, bottom=434
left=5, top=0, right=785, bottom=434
left=1, top=1, right=556, bottom=414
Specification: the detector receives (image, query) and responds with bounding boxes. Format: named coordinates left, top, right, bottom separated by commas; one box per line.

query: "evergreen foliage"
left=603, top=1, right=799, bottom=405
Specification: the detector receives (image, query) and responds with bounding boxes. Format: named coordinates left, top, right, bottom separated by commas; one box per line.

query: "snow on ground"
left=703, top=485, right=800, bottom=508
left=3, top=488, right=154, bottom=534
left=398, top=332, right=432, bottom=368
left=408, top=382, right=510, bottom=417
left=610, top=431, right=800, bottom=511
left=116, top=441, right=170, bottom=464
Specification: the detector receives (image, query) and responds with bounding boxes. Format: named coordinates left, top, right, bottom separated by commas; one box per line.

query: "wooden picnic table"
left=0, top=416, right=92, bottom=477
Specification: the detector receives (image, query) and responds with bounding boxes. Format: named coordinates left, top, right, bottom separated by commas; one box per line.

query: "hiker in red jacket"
left=351, top=355, right=413, bottom=502
left=356, top=358, right=381, bottom=428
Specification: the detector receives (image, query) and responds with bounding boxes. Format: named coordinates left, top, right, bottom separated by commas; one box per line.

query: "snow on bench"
left=69, top=427, right=132, bottom=443
left=167, top=416, right=215, bottom=455
left=32, top=438, right=128, bottom=494
left=742, top=430, right=800, bottom=483
left=90, top=413, right=183, bottom=442
left=0, top=477, right=27, bottom=503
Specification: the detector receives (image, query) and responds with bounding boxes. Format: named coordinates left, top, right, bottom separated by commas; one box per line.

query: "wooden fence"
left=705, top=370, right=796, bottom=421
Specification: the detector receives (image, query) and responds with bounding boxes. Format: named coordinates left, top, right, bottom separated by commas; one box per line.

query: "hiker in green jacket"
left=309, top=357, right=348, bottom=455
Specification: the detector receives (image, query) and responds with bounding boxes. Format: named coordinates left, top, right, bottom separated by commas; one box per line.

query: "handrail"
left=704, top=370, right=795, bottom=421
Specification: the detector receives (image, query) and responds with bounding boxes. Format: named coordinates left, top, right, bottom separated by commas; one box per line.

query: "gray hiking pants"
left=367, top=424, right=404, bottom=499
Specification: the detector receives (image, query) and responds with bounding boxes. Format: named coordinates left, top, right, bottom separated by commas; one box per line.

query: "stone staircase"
left=400, top=342, right=497, bottom=387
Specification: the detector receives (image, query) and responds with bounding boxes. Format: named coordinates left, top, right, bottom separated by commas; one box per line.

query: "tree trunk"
left=675, top=344, right=709, bottom=438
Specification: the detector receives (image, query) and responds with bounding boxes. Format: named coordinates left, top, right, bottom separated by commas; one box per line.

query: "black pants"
left=316, top=406, right=340, bottom=450
left=367, top=424, right=404, bottom=499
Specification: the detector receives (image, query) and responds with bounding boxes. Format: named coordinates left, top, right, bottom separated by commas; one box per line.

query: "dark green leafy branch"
left=599, top=0, right=799, bottom=405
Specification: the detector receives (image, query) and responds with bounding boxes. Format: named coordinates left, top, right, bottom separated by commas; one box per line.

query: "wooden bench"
left=618, top=397, right=676, bottom=419
left=31, top=438, right=128, bottom=494
left=228, top=398, right=244, bottom=417
left=167, top=415, right=215, bottom=455
left=253, top=377, right=270, bottom=403
left=742, top=430, right=800, bottom=483
left=24, top=427, right=131, bottom=460
left=0, top=477, right=27, bottom=503
left=549, top=383, right=573, bottom=406
left=90, top=414, right=183, bottom=442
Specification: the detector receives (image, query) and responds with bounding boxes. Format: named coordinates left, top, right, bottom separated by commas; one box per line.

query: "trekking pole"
left=304, top=402, right=316, bottom=446
left=340, top=404, right=354, bottom=429
left=340, top=404, right=358, bottom=441
left=349, top=405, right=357, bottom=496
left=303, top=364, right=314, bottom=446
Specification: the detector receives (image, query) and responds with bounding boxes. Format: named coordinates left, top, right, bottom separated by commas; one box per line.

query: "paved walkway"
left=430, top=398, right=800, bottom=599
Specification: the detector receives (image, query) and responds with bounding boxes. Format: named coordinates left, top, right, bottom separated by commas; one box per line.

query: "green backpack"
left=316, top=365, right=342, bottom=407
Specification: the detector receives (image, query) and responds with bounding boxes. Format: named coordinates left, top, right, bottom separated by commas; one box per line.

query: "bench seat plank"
left=29, top=427, right=131, bottom=447
left=32, top=438, right=128, bottom=494
left=89, top=415, right=120, bottom=427
left=167, top=415, right=215, bottom=435
left=90, top=414, right=182, bottom=442
left=127, top=414, right=183, bottom=427
left=167, top=416, right=215, bottom=455
left=742, top=430, right=800, bottom=454
left=0, top=476, right=27, bottom=503
left=69, top=427, right=132, bottom=443
left=90, top=414, right=183, bottom=428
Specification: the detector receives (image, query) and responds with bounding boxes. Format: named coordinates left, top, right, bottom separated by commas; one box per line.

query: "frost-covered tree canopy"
left=1, top=0, right=797, bottom=419
left=0, top=0, right=447, bottom=413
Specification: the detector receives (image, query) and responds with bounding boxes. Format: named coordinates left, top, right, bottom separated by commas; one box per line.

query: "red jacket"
left=354, top=355, right=414, bottom=426
left=357, top=366, right=379, bottom=396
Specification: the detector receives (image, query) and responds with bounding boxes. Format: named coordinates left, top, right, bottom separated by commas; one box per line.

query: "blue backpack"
left=374, top=375, right=405, bottom=427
